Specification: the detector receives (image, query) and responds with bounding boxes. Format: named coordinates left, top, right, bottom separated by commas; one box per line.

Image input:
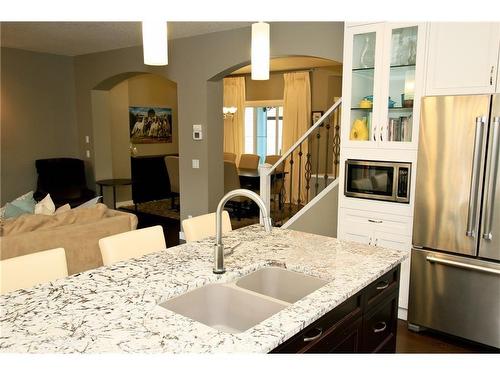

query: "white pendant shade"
left=142, top=21, right=168, bottom=66
left=251, top=22, right=270, bottom=80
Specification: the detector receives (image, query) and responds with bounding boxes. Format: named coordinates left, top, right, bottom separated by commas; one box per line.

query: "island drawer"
left=363, top=266, right=400, bottom=310
left=361, top=291, right=398, bottom=353
left=270, top=294, right=362, bottom=353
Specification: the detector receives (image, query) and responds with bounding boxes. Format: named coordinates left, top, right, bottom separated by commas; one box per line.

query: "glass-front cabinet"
left=342, top=22, right=426, bottom=149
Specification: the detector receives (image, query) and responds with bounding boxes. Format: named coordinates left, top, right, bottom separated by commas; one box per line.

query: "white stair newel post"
left=259, top=163, right=272, bottom=225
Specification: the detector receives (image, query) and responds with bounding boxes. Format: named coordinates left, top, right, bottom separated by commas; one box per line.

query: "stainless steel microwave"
left=345, top=160, right=411, bottom=203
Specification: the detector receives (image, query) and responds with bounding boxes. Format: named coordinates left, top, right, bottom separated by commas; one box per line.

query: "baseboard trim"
left=398, top=307, right=408, bottom=321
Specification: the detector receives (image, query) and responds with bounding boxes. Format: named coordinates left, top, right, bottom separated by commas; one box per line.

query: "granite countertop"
left=0, top=225, right=407, bottom=353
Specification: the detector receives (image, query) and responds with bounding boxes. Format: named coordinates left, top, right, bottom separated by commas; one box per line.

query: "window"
left=244, top=104, right=283, bottom=163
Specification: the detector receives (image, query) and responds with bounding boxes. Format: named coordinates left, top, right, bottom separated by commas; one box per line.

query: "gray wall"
left=286, top=183, right=339, bottom=238
left=71, top=22, right=344, bottom=220
left=1, top=47, right=79, bottom=204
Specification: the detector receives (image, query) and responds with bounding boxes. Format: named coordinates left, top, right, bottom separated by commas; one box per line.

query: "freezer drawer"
left=408, top=248, right=500, bottom=348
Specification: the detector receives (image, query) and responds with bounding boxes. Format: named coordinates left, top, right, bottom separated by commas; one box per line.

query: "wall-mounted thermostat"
left=193, top=124, right=203, bottom=140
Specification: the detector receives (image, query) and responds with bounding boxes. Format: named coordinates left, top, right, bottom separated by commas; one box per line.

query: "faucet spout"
left=213, top=189, right=272, bottom=274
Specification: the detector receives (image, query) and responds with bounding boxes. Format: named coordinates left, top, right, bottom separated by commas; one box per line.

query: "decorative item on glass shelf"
left=403, top=70, right=415, bottom=108
left=350, top=117, right=369, bottom=141
left=223, top=106, right=237, bottom=120
left=359, top=36, right=375, bottom=68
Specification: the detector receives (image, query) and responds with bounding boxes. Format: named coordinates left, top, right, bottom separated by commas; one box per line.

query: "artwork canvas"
left=129, top=106, right=172, bottom=144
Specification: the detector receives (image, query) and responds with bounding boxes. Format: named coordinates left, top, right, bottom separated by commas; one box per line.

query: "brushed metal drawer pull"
left=426, top=256, right=500, bottom=275
left=303, top=327, right=323, bottom=342
left=368, top=219, right=383, bottom=224
left=375, top=281, right=390, bottom=290
left=373, top=321, right=387, bottom=333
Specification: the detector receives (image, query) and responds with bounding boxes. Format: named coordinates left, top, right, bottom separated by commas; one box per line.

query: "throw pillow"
left=34, top=193, right=56, bottom=215
left=10, top=191, right=37, bottom=213
left=55, top=203, right=71, bottom=214
left=75, top=196, right=102, bottom=209
left=1, top=191, right=37, bottom=219
left=3, top=202, right=29, bottom=219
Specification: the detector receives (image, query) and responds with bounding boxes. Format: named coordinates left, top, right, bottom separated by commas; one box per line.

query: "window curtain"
left=282, top=71, right=311, bottom=204
left=223, top=77, right=245, bottom=162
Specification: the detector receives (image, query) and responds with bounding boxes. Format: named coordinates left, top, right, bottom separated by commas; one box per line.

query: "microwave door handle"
left=466, top=116, right=486, bottom=238
left=482, top=117, right=500, bottom=240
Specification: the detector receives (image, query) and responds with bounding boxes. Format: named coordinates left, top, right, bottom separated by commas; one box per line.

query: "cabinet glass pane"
left=385, top=26, right=417, bottom=142
left=350, top=32, right=376, bottom=142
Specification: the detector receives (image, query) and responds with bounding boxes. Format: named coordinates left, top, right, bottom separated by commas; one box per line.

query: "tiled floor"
left=396, top=320, right=499, bottom=353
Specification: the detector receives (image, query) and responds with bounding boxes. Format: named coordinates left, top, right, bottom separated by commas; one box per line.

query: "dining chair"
left=182, top=211, right=232, bottom=242
left=238, top=154, right=260, bottom=170
left=99, top=225, right=166, bottom=266
left=1, top=247, right=68, bottom=294
left=164, top=156, right=180, bottom=210
left=224, top=161, right=248, bottom=219
left=223, top=152, right=237, bottom=163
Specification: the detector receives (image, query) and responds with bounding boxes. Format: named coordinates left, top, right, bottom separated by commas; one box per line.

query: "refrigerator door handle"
left=466, top=116, right=486, bottom=237
left=426, top=256, right=500, bottom=276
left=482, top=117, right=500, bottom=241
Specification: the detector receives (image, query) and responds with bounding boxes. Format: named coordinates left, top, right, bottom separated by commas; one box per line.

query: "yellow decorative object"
left=350, top=118, right=369, bottom=141
left=359, top=99, right=373, bottom=108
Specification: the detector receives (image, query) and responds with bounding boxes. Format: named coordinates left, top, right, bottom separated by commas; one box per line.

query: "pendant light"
left=142, top=20, right=168, bottom=66
left=251, top=22, right=270, bottom=80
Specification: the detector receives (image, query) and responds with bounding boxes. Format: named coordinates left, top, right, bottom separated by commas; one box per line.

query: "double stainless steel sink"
left=159, top=267, right=328, bottom=334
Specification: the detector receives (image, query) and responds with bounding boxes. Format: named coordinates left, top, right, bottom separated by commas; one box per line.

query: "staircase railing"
left=260, top=97, right=342, bottom=226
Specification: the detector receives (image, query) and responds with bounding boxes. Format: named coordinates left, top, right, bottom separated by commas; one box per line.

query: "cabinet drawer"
left=305, top=317, right=362, bottom=353
left=270, top=294, right=362, bottom=353
left=342, top=208, right=412, bottom=236
left=362, top=292, right=398, bottom=353
left=364, top=266, right=400, bottom=309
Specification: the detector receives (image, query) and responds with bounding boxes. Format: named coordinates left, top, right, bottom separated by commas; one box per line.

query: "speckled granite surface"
left=0, top=225, right=407, bottom=353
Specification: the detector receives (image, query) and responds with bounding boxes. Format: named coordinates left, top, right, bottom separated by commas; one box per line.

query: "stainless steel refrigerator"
left=409, top=95, right=500, bottom=349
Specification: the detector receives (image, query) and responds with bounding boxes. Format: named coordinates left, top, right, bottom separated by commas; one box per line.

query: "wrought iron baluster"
left=279, top=162, right=286, bottom=226
left=305, top=151, right=312, bottom=204
left=333, top=108, right=341, bottom=178
left=324, top=116, right=331, bottom=189
left=297, top=145, right=303, bottom=208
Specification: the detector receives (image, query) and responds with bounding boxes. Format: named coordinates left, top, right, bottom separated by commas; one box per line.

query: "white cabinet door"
left=425, top=22, right=500, bottom=95
left=373, top=231, right=411, bottom=317
left=340, top=209, right=374, bottom=245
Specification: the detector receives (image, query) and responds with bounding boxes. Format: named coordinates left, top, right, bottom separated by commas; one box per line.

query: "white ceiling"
left=0, top=22, right=251, bottom=56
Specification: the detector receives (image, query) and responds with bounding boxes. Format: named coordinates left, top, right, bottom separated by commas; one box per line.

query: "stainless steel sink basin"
left=236, top=266, right=328, bottom=303
left=159, top=283, right=288, bottom=334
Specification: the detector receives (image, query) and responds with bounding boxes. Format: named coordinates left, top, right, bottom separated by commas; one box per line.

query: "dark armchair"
left=34, top=158, right=96, bottom=208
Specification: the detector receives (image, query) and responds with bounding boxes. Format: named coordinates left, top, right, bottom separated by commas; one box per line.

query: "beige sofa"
left=0, top=203, right=138, bottom=275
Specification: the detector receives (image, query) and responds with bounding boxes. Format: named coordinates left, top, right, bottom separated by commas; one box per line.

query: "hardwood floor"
left=396, top=320, right=499, bottom=353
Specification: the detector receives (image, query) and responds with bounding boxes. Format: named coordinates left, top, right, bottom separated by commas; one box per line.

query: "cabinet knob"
left=303, top=327, right=323, bottom=342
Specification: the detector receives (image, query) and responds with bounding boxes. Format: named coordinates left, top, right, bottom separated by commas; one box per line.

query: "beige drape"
left=223, top=77, right=245, bottom=161
left=282, top=71, right=311, bottom=204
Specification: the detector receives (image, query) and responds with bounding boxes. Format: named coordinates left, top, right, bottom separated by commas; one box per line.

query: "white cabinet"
left=338, top=208, right=411, bottom=319
left=425, top=22, right=500, bottom=95
left=341, top=22, right=427, bottom=151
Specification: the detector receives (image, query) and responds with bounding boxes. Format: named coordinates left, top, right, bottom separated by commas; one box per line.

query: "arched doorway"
left=91, top=72, right=179, bottom=207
